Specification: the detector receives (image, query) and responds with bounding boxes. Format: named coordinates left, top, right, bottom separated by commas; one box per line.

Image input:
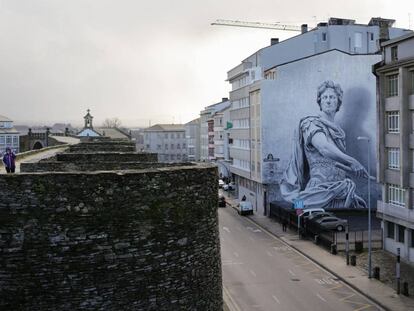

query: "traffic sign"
left=296, top=209, right=303, bottom=216
left=294, top=200, right=304, bottom=209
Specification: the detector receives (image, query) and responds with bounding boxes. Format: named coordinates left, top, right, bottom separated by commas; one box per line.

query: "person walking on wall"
left=3, top=147, right=16, bottom=174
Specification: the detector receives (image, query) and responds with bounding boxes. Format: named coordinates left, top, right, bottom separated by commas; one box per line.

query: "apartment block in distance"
left=375, top=32, right=414, bottom=262
left=144, top=124, right=187, bottom=162
left=0, top=115, right=19, bottom=154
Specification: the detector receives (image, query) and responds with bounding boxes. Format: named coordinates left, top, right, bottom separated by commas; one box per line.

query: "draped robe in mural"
left=281, top=116, right=366, bottom=209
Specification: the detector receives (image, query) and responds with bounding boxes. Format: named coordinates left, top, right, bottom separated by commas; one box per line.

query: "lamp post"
left=357, top=136, right=372, bottom=278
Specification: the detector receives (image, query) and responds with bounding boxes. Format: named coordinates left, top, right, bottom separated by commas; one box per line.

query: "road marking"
left=266, top=250, right=274, bottom=257
left=328, top=284, right=343, bottom=291
left=253, top=229, right=262, bottom=233
left=233, top=252, right=239, bottom=258
left=249, top=269, right=257, bottom=277
left=339, top=293, right=355, bottom=301
left=223, top=226, right=231, bottom=233
left=288, top=269, right=296, bottom=276
left=272, top=295, right=280, bottom=304
left=222, top=261, right=244, bottom=266
left=353, top=305, right=374, bottom=311
left=223, top=285, right=242, bottom=311
left=316, top=293, right=327, bottom=302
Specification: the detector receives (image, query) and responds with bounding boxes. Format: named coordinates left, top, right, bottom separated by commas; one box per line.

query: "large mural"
left=260, top=51, right=382, bottom=210
left=280, top=81, right=369, bottom=209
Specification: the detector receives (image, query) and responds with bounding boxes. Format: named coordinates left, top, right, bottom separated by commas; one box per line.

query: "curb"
left=222, top=196, right=392, bottom=311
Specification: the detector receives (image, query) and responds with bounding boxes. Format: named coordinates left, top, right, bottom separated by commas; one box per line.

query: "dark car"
left=307, top=212, right=335, bottom=222
left=218, top=194, right=226, bottom=207
left=316, top=216, right=347, bottom=231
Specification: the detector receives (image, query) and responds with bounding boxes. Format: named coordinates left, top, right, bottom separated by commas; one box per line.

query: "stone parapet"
left=56, top=152, right=158, bottom=163
left=0, top=163, right=222, bottom=310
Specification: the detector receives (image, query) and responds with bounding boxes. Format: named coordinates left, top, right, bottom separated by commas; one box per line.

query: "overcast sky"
left=0, top=0, right=412, bottom=127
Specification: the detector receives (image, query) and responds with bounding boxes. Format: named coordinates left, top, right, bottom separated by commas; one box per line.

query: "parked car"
left=218, top=194, right=226, bottom=207
left=316, top=216, right=348, bottom=231
left=223, top=182, right=235, bottom=191
left=307, top=211, right=335, bottom=222
left=237, top=201, right=253, bottom=216
left=218, top=179, right=224, bottom=188
left=300, top=208, right=325, bottom=219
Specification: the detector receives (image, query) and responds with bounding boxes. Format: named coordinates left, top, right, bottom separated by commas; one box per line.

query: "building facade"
left=144, top=124, right=187, bottom=162
left=185, top=118, right=201, bottom=161
left=0, top=115, right=19, bottom=154
left=375, top=32, right=414, bottom=262
left=227, top=17, right=411, bottom=215
left=199, top=98, right=230, bottom=161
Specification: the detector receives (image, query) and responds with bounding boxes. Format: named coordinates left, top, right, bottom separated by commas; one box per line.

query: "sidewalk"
left=222, top=193, right=414, bottom=311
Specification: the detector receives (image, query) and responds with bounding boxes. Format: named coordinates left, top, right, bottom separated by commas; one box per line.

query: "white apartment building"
left=144, top=124, right=187, bottom=162
left=227, top=17, right=411, bottom=215
left=184, top=118, right=200, bottom=161
left=0, top=115, right=19, bottom=154
left=199, top=98, right=230, bottom=161
left=375, top=32, right=414, bottom=262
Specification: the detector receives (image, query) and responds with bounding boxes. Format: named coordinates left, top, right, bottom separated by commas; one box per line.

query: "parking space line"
left=316, top=293, right=327, bottom=302
left=272, top=295, right=280, bottom=304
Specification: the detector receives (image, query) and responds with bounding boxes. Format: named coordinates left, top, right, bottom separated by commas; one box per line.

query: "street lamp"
left=357, top=136, right=372, bottom=278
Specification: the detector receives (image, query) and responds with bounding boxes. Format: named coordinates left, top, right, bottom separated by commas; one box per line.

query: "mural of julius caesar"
left=281, top=80, right=368, bottom=209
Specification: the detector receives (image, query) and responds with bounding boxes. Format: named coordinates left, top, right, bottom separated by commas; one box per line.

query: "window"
left=0, top=136, right=4, bottom=145
left=146, top=144, right=150, bottom=149
left=411, top=71, right=414, bottom=94
left=177, top=154, right=181, bottom=160
left=387, top=111, right=400, bottom=133
left=411, top=230, right=414, bottom=247
left=164, top=133, right=168, bottom=138
left=387, top=74, right=398, bottom=97
left=398, top=225, right=405, bottom=243
left=183, top=143, right=186, bottom=149
left=170, top=154, right=175, bottom=161
left=165, top=144, right=168, bottom=150
left=177, top=144, right=180, bottom=149
left=157, top=144, right=161, bottom=150
left=354, top=32, right=362, bottom=48
left=391, top=46, right=398, bottom=61
left=387, top=222, right=395, bottom=239
left=12, top=136, right=18, bottom=145
left=171, top=144, right=174, bottom=149
left=322, top=32, right=327, bottom=41
left=6, top=136, right=11, bottom=144
left=171, top=133, right=174, bottom=139
left=387, top=184, right=405, bottom=207
left=257, top=162, right=261, bottom=174
left=370, top=32, right=374, bottom=41
left=387, top=148, right=400, bottom=169
left=0, top=122, right=3, bottom=128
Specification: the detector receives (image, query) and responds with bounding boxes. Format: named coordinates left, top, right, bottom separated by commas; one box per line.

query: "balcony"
left=377, top=200, right=414, bottom=223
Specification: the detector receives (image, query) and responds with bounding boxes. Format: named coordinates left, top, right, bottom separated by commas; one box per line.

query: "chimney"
left=222, top=97, right=228, bottom=102
left=271, top=38, right=279, bottom=45
left=301, top=24, right=308, bottom=34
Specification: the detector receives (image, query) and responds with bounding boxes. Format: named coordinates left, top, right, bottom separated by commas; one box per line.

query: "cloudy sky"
left=0, top=0, right=412, bottom=127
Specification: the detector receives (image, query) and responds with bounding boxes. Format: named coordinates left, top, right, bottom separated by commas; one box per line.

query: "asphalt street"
left=219, top=206, right=384, bottom=311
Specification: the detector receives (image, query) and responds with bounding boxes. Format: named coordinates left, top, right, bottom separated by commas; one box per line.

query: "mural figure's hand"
left=349, top=159, right=368, bottom=178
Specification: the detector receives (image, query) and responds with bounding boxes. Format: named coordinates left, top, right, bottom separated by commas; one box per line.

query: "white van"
left=237, top=201, right=253, bottom=216
left=300, top=207, right=325, bottom=219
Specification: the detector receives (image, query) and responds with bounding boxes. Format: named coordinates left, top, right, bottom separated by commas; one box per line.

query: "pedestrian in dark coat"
left=3, top=147, right=16, bottom=173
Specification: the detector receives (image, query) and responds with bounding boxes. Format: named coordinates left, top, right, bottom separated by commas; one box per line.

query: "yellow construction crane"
left=211, top=19, right=302, bottom=32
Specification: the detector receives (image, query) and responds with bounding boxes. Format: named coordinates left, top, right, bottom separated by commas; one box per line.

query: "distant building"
left=0, top=115, right=19, bottom=154
left=77, top=109, right=101, bottom=137
left=130, top=128, right=145, bottom=152
left=95, top=128, right=131, bottom=140
left=199, top=98, right=230, bottom=161
left=375, top=32, right=414, bottom=262
left=185, top=118, right=200, bottom=161
left=144, top=124, right=187, bottom=162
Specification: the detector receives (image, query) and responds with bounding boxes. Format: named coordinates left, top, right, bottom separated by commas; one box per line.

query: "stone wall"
left=69, top=141, right=136, bottom=153
left=56, top=152, right=158, bottom=163
left=20, top=161, right=194, bottom=172
left=0, top=145, right=222, bottom=310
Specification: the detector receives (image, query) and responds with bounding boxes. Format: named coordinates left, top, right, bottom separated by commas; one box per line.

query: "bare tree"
left=102, top=117, right=122, bottom=128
